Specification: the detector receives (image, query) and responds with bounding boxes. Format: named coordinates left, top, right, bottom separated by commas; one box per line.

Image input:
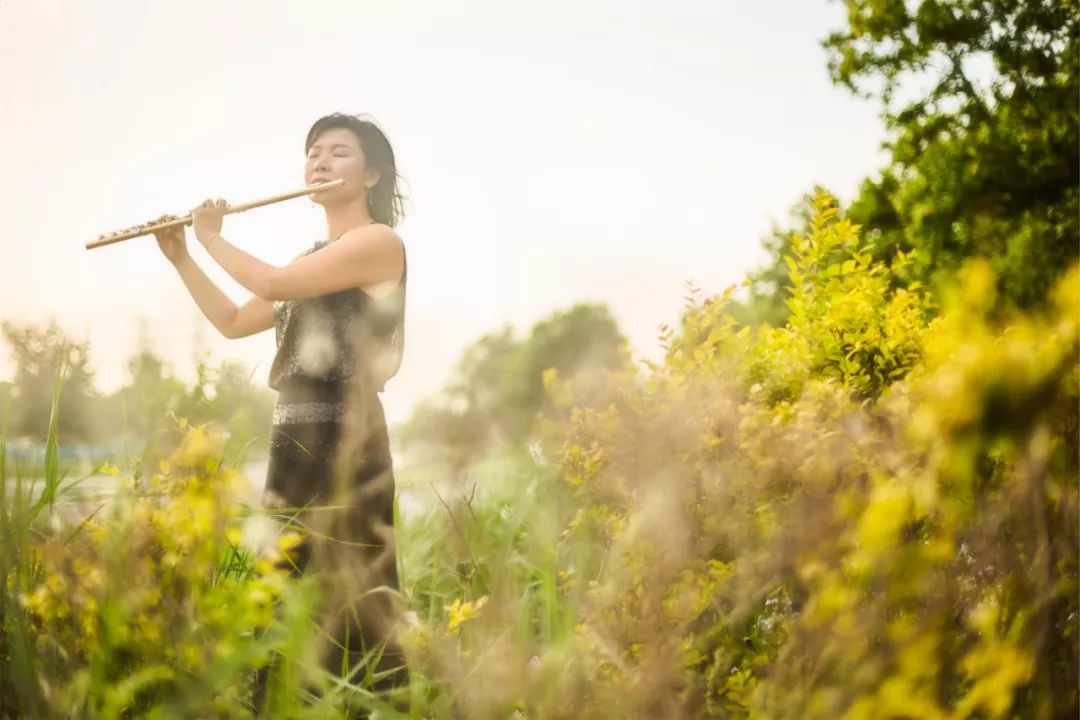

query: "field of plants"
left=2, top=190, right=1077, bottom=718
left=3, top=1, right=1077, bottom=716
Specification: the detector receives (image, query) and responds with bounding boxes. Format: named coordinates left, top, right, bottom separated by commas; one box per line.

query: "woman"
left=152, top=112, right=410, bottom=715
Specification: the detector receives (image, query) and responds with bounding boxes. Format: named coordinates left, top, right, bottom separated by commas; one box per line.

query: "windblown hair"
left=305, top=113, right=407, bottom=228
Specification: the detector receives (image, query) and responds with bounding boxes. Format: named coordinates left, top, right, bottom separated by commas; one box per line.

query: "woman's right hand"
left=153, top=213, right=189, bottom=265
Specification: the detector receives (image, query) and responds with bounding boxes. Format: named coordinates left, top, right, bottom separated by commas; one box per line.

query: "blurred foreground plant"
left=1, top=411, right=317, bottom=718
left=530, top=188, right=1078, bottom=719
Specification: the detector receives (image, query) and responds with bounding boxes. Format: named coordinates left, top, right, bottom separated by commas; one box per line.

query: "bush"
left=2, top=415, right=316, bottom=718
left=533, top=188, right=1078, bottom=718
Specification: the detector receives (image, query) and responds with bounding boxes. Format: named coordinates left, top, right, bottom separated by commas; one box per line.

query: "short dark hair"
left=305, top=113, right=407, bottom=228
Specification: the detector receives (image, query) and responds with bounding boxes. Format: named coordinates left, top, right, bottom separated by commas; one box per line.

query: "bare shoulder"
left=339, top=224, right=404, bottom=297
left=340, top=224, right=404, bottom=267
left=341, top=223, right=402, bottom=247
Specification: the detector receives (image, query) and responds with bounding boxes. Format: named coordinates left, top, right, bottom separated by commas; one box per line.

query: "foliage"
left=398, top=303, right=626, bottom=469
left=0, top=319, right=98, bottom=444
left=393, top=444, right=586, bottom=719
left=737, top=0, right=1078, bottom=323
left=0, top=319, right=276, bottom=481
left=531, top=189, right=1078, bottom=718
left=1, top=411, right=317, bottom=718
left=0, top=201, right=1075, bottom=718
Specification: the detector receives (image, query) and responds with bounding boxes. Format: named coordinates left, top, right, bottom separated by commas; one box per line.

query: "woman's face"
left=305, top=127, right=376, bottom=202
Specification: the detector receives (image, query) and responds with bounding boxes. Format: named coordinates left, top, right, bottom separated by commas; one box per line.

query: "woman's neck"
left=322, top=196, right=375, bottom=240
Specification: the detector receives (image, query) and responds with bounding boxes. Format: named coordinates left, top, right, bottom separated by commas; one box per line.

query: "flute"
left=85, top=178, right=346, bottom=250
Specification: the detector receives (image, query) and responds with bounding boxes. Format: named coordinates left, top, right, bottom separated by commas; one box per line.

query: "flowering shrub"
left=536, top=189, right=1078, bottom=718
left=3, top=187, right=1075, bottom=718
left=4, top=418, right=312, bottom=718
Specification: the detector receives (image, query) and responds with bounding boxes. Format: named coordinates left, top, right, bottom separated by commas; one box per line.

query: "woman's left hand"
left=190, top=198, right=229, bottom=248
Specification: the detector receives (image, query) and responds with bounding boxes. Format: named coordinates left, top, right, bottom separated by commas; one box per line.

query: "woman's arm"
left=173, top=248, right=309, bottom=338
left=260, top=225, right=403, bottom=301
left=201, top=233, right=278, bottom=299
left=172, top=254, right=239, bottom=338
left=228, top=295, right=275, bottom=339
left=189, top=199, right=401, bottom=302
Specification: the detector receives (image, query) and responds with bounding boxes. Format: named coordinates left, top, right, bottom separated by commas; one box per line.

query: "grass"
left=0, top=358, right=588, bottom=719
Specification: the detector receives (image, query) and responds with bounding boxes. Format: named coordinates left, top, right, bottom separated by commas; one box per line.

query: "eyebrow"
left=309, top=143, right=353, bottom=151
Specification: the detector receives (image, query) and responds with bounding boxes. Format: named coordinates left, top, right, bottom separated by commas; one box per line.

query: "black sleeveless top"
left=268, top=233, right=406, bottom=395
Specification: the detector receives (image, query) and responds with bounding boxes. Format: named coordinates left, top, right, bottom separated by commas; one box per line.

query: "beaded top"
left=268, top=235, right=406, bottom=394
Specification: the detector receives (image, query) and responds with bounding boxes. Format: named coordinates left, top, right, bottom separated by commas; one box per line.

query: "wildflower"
left=167, top=411, right=190, bottom=431
left=169, top=423, right=223, bottom=471
left=444, top=595, right=489, bottom=636
left=276, top=530, right=306, bottom=553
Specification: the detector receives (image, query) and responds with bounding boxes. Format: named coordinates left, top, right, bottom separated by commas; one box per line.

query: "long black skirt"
left=253, top=378, right=409, bottom=715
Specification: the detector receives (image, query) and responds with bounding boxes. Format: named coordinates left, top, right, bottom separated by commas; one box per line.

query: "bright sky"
left=0, top=0, right=888, bottom=427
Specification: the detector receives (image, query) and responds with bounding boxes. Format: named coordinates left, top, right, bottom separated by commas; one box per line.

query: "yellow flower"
left=169, top=424, right=223, bottom=471
left=276, top=530, right=305, bottom=553
left=99, top=461, right=120, bottom=477
left=444, top=595, right=489, bottom=636
left=168, top=411, right=190, bottom=431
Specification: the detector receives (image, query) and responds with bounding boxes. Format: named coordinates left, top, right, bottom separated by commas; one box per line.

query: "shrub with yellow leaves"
left=535, top=188, right=1078, bottom=718
left=5, top=418, right=313, bottom=718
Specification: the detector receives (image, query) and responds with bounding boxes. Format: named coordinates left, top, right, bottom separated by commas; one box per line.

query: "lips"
left=310, top=177, right=332, bottom=184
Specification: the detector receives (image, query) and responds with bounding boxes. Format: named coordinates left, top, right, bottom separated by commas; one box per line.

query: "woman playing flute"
left=152, top=112, right=409, bottom=716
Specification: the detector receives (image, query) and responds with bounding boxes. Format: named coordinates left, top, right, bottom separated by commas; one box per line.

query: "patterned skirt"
left=256, top=377, right=409, bottom=712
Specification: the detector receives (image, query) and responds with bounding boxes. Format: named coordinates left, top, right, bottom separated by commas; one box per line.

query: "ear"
left=366, top=167, right=381, bottom=189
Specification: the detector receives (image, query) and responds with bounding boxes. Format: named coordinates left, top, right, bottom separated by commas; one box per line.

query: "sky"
left=0, top=0, right=890, bottom=427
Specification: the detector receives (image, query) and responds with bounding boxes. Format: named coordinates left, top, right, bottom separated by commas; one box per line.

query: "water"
left=4, top=459, right=429, bottom=522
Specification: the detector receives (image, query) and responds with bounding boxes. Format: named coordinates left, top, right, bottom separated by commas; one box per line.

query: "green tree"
left=95, top=320, right=194, bottom=460
left=0, top=380, right=13, bottom=431
left=202, top=357, right=275, bottom=461
left=400, top=303, right=627, bottom=463
left=738, top=0, right=1078, bottom=322
left=115, top=347, right=187, bottom=440
left=834, top=0, right=1078, bottom=308
left=500, top=304, right=627, bottom=440
left=0, top=319, right=99, bottom=443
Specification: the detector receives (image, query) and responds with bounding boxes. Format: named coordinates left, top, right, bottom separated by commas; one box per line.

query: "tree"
left=121, top=348, right=186, bottom=438
left=837, top=0, right=1077, bottom=307
left=400, top=303, right=627, bottom=463
left=0, top=381, right=13, bottom=432
left=500, top=304, right=626, bottom=440
left=739, top=0, right=1078, bottom=322
left=200, top=357, right=275, bottom=461
left=0, top=319, right=99, bottom=443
